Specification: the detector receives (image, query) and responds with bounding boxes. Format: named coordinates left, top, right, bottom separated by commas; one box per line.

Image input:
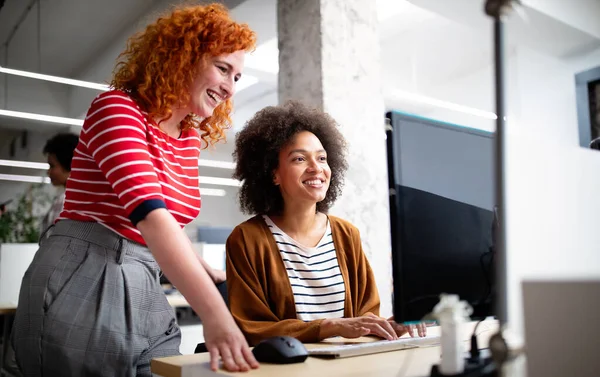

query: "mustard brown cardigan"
left=226, top=215, right=381, bottom=345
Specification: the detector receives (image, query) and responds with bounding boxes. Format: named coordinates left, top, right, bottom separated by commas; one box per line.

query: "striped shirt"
left=262, top=215, right=346, bottom=322
left=58, top=90, right=202, bottom=245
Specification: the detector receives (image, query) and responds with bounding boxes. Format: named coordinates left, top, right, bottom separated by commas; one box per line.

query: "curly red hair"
left=111, top=3, right=256, bottom=147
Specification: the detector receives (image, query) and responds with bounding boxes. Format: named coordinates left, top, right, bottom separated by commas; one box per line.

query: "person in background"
left=0, top=133, right=78, bottom=377
left=226, top=101, right=427, bottom=346
left=12, top=4, right=258, bottom=376
left=39, top=132, right=79, bottom=235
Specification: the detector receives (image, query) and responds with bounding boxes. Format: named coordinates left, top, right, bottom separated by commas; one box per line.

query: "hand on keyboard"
left=321, top=314, right=429, bottom=341
left=385, top=315, right=428, bottom=338
left=321, top=314, right=400, bottom=340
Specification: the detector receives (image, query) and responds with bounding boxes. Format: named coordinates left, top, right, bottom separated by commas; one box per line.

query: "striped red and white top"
left=58, top=90, right=202, bottom=245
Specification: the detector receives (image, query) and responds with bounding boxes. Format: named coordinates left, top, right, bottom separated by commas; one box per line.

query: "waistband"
left=49, top=220, right=157, bottom=266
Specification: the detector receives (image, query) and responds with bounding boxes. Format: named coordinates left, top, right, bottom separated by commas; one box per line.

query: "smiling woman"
left=227, top=101, right=428, bottom=346
left=11, top=3, right=259, bottom=376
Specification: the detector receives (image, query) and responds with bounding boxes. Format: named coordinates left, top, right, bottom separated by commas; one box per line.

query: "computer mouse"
left=252, top=336, right=309, bottom=364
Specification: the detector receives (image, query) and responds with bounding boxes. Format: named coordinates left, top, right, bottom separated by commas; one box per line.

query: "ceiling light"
left=0, top=158, right=237, bottom=172
left=1, top=65, right=258, bottom=94
left=0, top=173, right=50, bottom=184
left=198, top=159, right=236, bottom=169
left=0, top=109, right=84, bottom=126
left=391, top=89, right=498, bottom=120
left=199, top=176, right=241, bottom=187
left=0, top=159, right=239, bottom=190
left=200, top=188, right=226, bottom=197
left=0, top=173, right=228, bottom=197
left=0, top=159, right=49, bottom=169
left=0, top=65, right=110, bottom=91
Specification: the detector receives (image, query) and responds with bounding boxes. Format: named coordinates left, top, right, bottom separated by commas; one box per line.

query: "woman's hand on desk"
left=321, top=314, right=399, bottom=340
left=203, top=315, right=259, bottom=372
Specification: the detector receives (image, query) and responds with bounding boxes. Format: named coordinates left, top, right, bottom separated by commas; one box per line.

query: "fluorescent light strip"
left=0, top=159, right=49, bottom=169
left=0, top=159, right=236, bottom=173
left=0, top=65, right=111, bottom=91
left=0, top=173, right=227, bottom=197
left=0, top=159, right=238, bottom=187
left=0, top=173, right=50, bottom=184
left=0, top=103, right=254, bottom=130
left=392, top=90, right=498, bottom=120
left=0, top=109, right=84, bottom=126
left=1, top=65, right=257, bottom=94
left=200, top=188, right=227, bottom=197
left=0, top=67, right=256, bottom=128
left=199, top=176, right=241, bottom=187
left=198, top=159, right=236, bottom=169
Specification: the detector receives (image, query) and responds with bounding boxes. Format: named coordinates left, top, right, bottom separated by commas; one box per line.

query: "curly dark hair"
left=43, top=133, right=79, bottom=171
left=233, top=101, right=348, bottom=215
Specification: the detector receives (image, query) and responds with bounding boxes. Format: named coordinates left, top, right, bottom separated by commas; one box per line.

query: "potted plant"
left=0, top=184, right=51, bottom=307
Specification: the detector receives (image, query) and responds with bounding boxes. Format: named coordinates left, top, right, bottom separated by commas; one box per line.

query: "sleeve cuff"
left=129, top=199, right=167, bottom=226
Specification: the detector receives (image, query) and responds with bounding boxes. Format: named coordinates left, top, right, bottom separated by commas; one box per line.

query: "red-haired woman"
left=12, top=4, right=258, bottom=375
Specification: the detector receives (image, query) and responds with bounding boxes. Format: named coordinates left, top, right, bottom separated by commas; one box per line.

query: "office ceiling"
left=0, top=0, right=246, bottom=77
left=0, top=0, right=598, bottom=165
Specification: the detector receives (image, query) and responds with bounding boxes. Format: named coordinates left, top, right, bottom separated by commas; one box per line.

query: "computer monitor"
left=386, top=111, right=496, bottom=323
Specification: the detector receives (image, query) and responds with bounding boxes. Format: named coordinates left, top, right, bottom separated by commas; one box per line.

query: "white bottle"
left=432, top=294, right=473, bottom=375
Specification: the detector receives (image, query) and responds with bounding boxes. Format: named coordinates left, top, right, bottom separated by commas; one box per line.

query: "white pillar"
left=278, top=0, right=392, bottom=316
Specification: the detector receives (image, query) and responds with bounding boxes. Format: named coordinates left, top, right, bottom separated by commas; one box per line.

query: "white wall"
left=387, top=29, right=600, bottom=338
left=503, top=45, right=600, bottom=337
left=505, top=128, right=600, bottom=338
left=511, top=47, right=586, bottom=144
left=522, top=0, right=600, bottom=39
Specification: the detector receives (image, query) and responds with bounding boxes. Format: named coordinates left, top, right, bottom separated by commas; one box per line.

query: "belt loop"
left=117, top=238, right=125, bottom=265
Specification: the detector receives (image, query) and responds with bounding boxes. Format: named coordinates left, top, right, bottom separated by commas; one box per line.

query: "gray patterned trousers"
left=11, top=220, right=181, bottom=376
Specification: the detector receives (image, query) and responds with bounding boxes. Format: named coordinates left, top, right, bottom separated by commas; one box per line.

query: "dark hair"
left=43, top=133, right=79, bottom=171
left=233, top=101, right=348, bottom=215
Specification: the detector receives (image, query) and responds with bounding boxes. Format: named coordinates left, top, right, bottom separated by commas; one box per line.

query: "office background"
left=0, top=0, right=599, bottom=343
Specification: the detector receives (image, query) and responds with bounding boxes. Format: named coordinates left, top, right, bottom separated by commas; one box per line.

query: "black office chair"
left=194, top=281, right=228, bottom=353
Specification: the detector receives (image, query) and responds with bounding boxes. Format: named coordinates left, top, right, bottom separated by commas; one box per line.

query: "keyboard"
left=308, top=335, right=441, bottom=359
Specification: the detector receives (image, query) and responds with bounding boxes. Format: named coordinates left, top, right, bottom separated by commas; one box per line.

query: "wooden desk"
left=151, top=320, right=521, bottom=377
left=0, top=307, right=16, bottom=315
left=166, top=294, right=190, bottom=308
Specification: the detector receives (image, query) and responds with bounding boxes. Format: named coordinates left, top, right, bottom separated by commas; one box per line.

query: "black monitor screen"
left=386, top=111, right=496, bottom=323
